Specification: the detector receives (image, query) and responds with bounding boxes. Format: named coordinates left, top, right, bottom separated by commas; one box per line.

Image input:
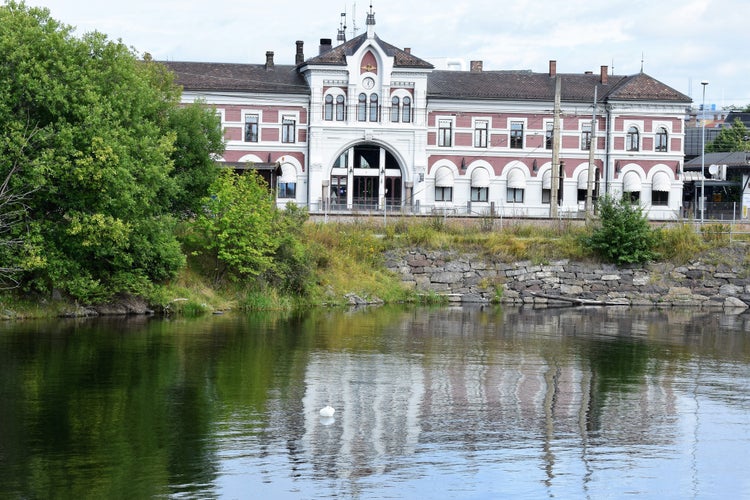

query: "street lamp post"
left=700, top=80, right=709, bottom=224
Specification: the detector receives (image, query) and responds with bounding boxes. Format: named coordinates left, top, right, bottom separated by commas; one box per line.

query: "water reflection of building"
left=299, top=308, right=679, bottom=481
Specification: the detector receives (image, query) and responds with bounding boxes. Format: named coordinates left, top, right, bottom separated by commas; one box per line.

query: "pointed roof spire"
left=366, top=2, right=375, bottom=38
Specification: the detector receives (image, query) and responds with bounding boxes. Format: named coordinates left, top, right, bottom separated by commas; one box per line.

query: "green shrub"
left=701, top=223, right=730, bottom=245
left=654, top=224, right=705, bottom=263
left=584, top=196, right=658, bottom=265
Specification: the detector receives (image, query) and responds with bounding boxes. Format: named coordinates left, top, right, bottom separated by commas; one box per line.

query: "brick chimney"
left=319, top=38, right=332, bottom=55
left=265, top=51, right=274, bottom=70
left=295, top=40, right=304, bottom=65
left=470, top=60, right=483, bottom=73
left=404, top=47, right=411, bottom=54
left=549, top=60, right=557, bottom=77
left=600, top=65, right=608, bottom=85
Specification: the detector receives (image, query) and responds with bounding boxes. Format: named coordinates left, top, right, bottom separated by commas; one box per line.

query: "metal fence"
left=303, top=199, right=750, bottom=236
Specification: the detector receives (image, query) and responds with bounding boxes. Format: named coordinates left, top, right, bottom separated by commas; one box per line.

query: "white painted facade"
left=166, top=11, right=691, bottom=220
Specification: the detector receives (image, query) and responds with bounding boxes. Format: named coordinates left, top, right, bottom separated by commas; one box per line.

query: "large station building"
left=162, top=7, right=692, bottom=219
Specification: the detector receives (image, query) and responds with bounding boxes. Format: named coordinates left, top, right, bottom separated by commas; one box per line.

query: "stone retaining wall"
left=384, top=248, right=750, bottom=310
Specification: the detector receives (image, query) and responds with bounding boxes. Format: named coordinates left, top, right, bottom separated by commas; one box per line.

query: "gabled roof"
left=304, top=33, right=433, bottom=69
left=161, top=61, right=310, bottom=94
left=427, top=70, right=691, bottom=104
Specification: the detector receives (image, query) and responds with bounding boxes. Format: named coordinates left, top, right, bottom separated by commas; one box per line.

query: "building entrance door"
left=329, top=143, right=402, bottom=210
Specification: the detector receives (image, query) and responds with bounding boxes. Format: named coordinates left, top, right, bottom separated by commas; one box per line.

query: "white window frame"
left=473, top=119, right=489, bottom=148
left=243, top=110, right=261, bottom=143
left=438, top=118, right=454, bottom=147
left=510, top=120, right=525, bottom=149
left=281, top=114, right=297, bottom=144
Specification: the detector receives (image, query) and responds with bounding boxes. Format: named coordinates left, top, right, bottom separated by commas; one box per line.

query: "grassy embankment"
left=146, top=216, right=749, bottom=314
left=1, top=217, right=746, bottom=319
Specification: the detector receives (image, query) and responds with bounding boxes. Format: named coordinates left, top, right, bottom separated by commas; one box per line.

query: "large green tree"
left=167, top=99, right=224, bottom=216
left=194, top=170, right=278, bottom=284
left=0, top=2, right=218, bottom=302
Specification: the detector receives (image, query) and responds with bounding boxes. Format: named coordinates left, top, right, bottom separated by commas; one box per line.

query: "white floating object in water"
left=319, top=405, right=335, bottom=417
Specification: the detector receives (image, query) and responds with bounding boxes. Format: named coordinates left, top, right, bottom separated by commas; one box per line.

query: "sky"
left=22, top=0, right=750, bottom=109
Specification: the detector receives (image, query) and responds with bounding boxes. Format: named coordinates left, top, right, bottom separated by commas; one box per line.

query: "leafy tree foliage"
left=265, top=203, right=313, bottom=294
left=167, top=100, right=224, bottom=215
left=706, top=118, right=750, bottom=152
left=0, top=2, right=195, bottom=301
left=192, top=170, right=313, bottom=291
left=195, top=170, right=278, bottom=283
left=585, top=196, right=658, bottom=265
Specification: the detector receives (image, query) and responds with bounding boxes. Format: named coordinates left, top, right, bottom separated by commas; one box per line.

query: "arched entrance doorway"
left=329, top=143, right=402, bottom=210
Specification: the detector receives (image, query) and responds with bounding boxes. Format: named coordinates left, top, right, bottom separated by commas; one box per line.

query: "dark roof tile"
left=428, top=70, right=690, bottom=104
left=304, top=33, right=433, bottom=69
left=160, top=61, right=310, bottom=94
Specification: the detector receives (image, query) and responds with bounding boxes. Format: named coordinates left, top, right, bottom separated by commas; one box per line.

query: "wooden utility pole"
left=550, top=76, right=561, bottom=218
left=585, top=86, right=597, bottom=219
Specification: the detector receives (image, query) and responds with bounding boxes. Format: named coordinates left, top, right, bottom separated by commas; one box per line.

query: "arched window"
left=336, top=95, right=345, bottom=121
left=622, top=171, right=641, bottom=203
left=358, top=93, right=367, bottom=122
left=324, top=94, right=333, bottom=121
left=434, top=166, right=454, bottom=202
left=652, top=171, right=671, bottom=205
left=391, top=96, right=400, bottom=123
left=626, top=126, right=640, bottom=151
left=506, top=169, right=526, bottom=203
left=655, top=127, right=668, bottom=152
left=470, top=167, right=490, bottom=202
left=402, top=96, right=411, bottom=123
left=369, top=93, right=379, bottom=122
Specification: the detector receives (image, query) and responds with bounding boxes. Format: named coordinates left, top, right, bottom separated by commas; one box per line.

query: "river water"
left=1, top=305, right=749, bottom=499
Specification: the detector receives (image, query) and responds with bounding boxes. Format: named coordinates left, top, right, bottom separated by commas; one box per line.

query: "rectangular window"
left=545, top=122, right=553, bottom=150
left=510, top=121, right=524, bottom=149
left=244, top=114, right=259, bottom=142
left=581, top=122, right=592, bottom=150
left=471, top=187, right=488, bottom=202
left=438, top=119, right=452, bottom=147
left=278, top=182, right=296, bottom=199
left=652, top=191, right=669, bottom=206
left=474, top=120, right=488, bottom=148
left=331, top=176, right=347, bottom=206
left=655, top=128, right=668, bottom=152
left=435, top=186, right=453, bottom=201
left=282, top=116, right=296, bottom=143
left=626, top=127, right=640, bottom=151
left=542, top=189, right=551, bottom=204
left=507, top=187, right=524, bottom=203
